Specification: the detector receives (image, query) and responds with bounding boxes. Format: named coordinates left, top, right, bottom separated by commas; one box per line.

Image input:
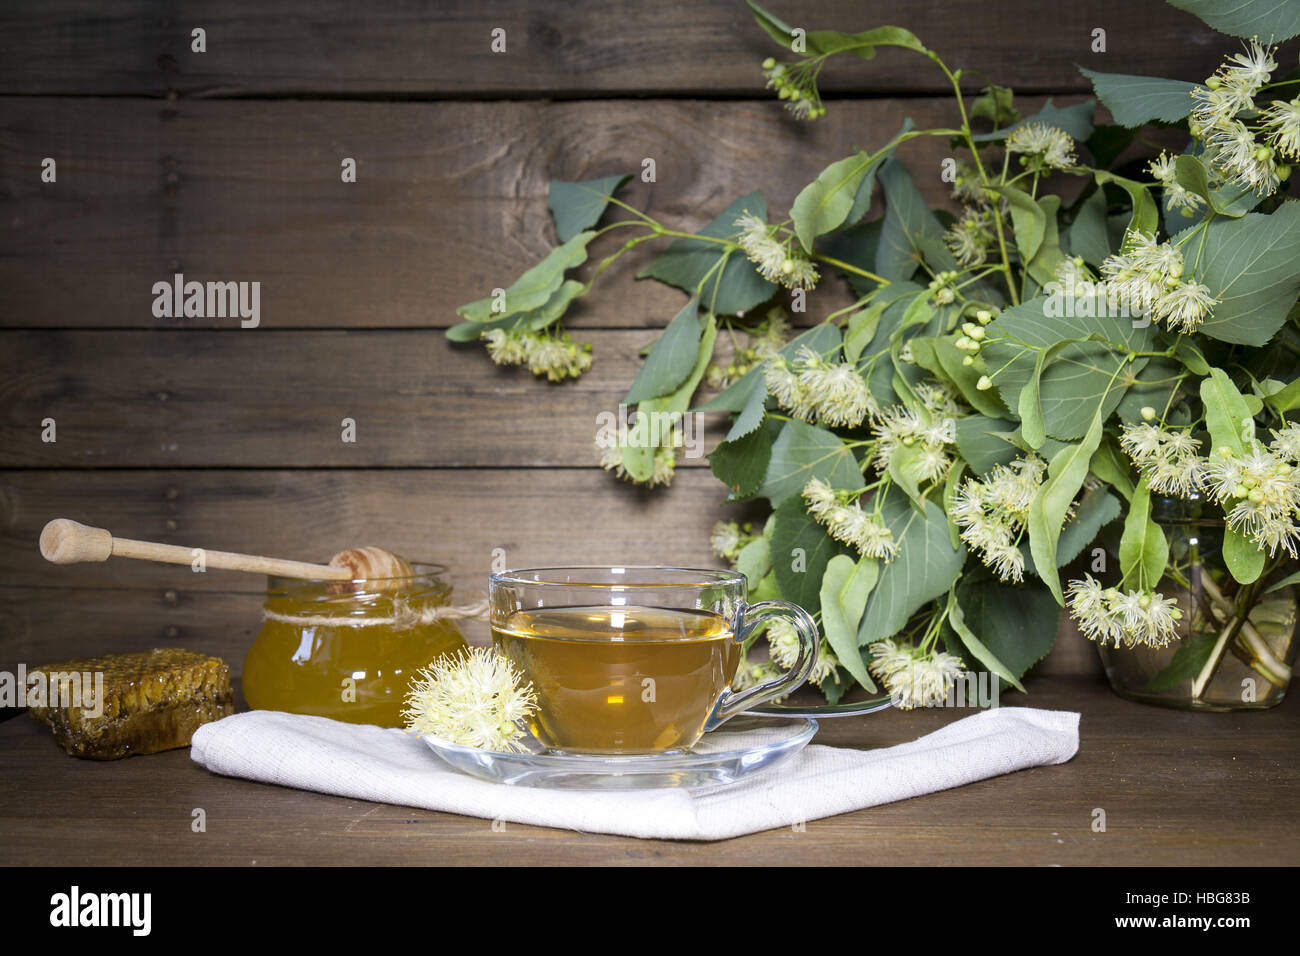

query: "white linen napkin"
left=190, top=707, right=1079, bottom=841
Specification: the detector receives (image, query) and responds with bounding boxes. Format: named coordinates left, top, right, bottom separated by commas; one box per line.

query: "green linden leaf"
left=791, top=150, right=883, bottom=253
left=955, top=572, right=1061, bottom=684
left=638, top=192, right=777, bottom=315
left=981, top=295, right=1153, bottom=442
left=1067, top=187, right=1111, bottom=267
left=1077, top=68, right=1196, bottom=127
left=547, top=175, right=631, bottom=242
left=1200, top=367, right=1255, bottom=457
left=1168, top=0, right=1300, bottom=41
left=875, top=160, right=958, bottom=281
left=971, top=85, right=1020, bottom=127
left=771, top=493, right=853, bottom=621
left=1172, top=154, right=1259, bottom=220
left=945, top=590, right=1026, bottom=693
left=954, top=415, right=1021, bottom=476
left=725, top=377, right=769, bottom=441
left=1143, top=631, right=1220, bottom=691
left=1028, top=399, right=1108, bottom=604
left=623, top=297, right=704, bottom=405
left=444, top=279, right=584, bottom=341
left=736, top=537, right=773, bottom=590
left=858, top=486, right=966, bottom=647
left=819, top=554, right=880, bottom=691
left=710, top=417, right=781, bottom=501
left=757, top=419, right=864, bottom=507
left=1192, top=202, right=1300, bottom=347
left=1022, top=485, right=1122, bottom=577
left=1117, top=477, right=1169, bottom=592
left=455, top=232, right=596, bottom=323
left=1094, top=170, right=1158, bottom=237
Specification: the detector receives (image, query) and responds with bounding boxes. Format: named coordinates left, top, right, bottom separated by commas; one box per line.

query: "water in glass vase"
left=491, top=605, right=741, bottom=754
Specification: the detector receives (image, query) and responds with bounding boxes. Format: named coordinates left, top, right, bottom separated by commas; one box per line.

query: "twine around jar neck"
left=261, top=597, right=490, bottom=630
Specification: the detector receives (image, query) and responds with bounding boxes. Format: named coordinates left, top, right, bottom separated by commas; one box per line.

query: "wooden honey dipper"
left=39, top=518, right=414, bottom=584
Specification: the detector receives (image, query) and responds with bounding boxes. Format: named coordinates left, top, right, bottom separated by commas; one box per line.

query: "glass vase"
left=1097, top=494, right=1298, bottom=711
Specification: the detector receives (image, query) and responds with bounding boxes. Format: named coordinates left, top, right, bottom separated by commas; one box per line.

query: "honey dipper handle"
left=39, top=518, right=353, bottom=581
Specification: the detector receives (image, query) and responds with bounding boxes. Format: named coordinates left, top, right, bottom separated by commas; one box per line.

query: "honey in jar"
left=242, top=563, right=468, bottom=727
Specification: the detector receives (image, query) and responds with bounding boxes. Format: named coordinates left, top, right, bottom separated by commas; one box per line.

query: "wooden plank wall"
left=0, top=0, right=1226, bottom=686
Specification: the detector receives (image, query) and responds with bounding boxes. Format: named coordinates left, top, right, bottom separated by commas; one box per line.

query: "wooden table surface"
left=2, top=675, right=1294, bottom=866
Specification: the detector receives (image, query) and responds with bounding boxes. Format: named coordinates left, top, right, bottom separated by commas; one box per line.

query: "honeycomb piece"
left=27, top=648, right=234, bottom=760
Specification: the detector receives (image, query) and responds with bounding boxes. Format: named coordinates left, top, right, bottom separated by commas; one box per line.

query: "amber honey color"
left=491, top=605, right=741, bottom=754
left=243, top=573, right=467, bottom=727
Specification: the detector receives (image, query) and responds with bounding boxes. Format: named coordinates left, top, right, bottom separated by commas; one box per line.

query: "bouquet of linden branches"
left=450, top=0, right=1300, bottom=708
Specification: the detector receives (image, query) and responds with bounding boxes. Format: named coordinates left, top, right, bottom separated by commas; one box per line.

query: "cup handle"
left=705, top=600, right=819, bottom=730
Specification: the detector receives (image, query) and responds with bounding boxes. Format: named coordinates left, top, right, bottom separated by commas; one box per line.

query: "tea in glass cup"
left=489, top=567, right=817, bottom=754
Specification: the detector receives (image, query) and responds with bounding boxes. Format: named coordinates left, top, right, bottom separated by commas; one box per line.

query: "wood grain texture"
left=3, top=96, right=1035, bottom=330
left=0, top=676, right=1292, bottom=865
left=0, top=329, right=739, bottom=467
left=0, top=468, right=756, bottom=596
left=0, top=0, right=1226, bottom=97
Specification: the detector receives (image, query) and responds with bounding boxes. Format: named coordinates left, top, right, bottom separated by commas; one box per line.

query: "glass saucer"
left=419, top=716, right=818, bottom=790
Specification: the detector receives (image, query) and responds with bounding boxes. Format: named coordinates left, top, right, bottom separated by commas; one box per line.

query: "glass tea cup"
left=488, top=566, right=818, bottom=754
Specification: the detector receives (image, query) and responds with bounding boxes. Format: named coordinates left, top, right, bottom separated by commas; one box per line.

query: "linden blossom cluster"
left=401, top=647, right=538, bottom=753
left=951, top=455, right=1050, bottom=583
left=943, top=123, right=1075, bottom=268
left=767, top=616, right=841, bottom=687
left=1005, top=122, right=1078, bottom=172
left=1099, top=230, right=1219, bottom=333
left=1190, top=39, right=1298, bottom=196
left=866, top=637, right=967, bottom=709
left=1117, top=421, right=1300, bottom=558
left=870, top=387, right=962, bottom=484
left=1119, top=422, right=1205, bottom=497
left=705, top=307, right=789, bottom=389
left=760, top=56, right=826, bottom=120
left=1066, top=576, right=1183, bottom=648
left=482, top=327, right=593, bottom=382
left=735, top=212, right=820, bottom=290
left=801, top=477, right=898, bottom=560
left=764, top=345, right=876, bottom=427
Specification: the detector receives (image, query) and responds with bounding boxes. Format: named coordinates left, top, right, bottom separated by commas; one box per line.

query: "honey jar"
left=242, top=564, right=468, bottom=727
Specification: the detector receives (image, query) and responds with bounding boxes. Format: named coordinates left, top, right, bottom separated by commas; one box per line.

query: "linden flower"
left=871, top=405, right=956, bottom=484
left=800, top=478, right=898, bottom=561
left=1053, top=256, right=1095, bottom=296
left=766, top=616, right=802, bottom=669
left=710, top=521, right=744, bottom=562
left=944, top=208, right=994, bottom=267
left=1221, top=38, right=1276, bottom=94
left=1204, top=119, right=1281, bottom=195
left=733, top=658, right=786, bottom=693
left=735, top=212, right=819, bottom=290
left=810, top=639, right=841, bottom=688
left=867, top=639, right=966, bottom=709
left=1066, top=576, right=1182, bottom=649
left=1119, top=423, right=1205, bottom=497
left=482, top=327, right=529, bottom=365
left=1270, top=424, right=1300, bottom=461
left=523, top=332, right=593, bottom=382
left=1202, top=448, right=1300, bottom=556
left=951, top=456, right=1048, bottom=583
left=1006, top=122, right=1076, bottom=170
left=767, top=349, right=875, bottom=427
left=1147, top=150, right=1206, bottom=214
left=1101, top=230, right=1219, bottom=329
left=1153, top=279, right=1217, bottom=333
left=596, top=440, right=677, bottom=488
left=1262, top=97, right=1300, bottom=161
left=403, top=647, right=538, bottom=753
